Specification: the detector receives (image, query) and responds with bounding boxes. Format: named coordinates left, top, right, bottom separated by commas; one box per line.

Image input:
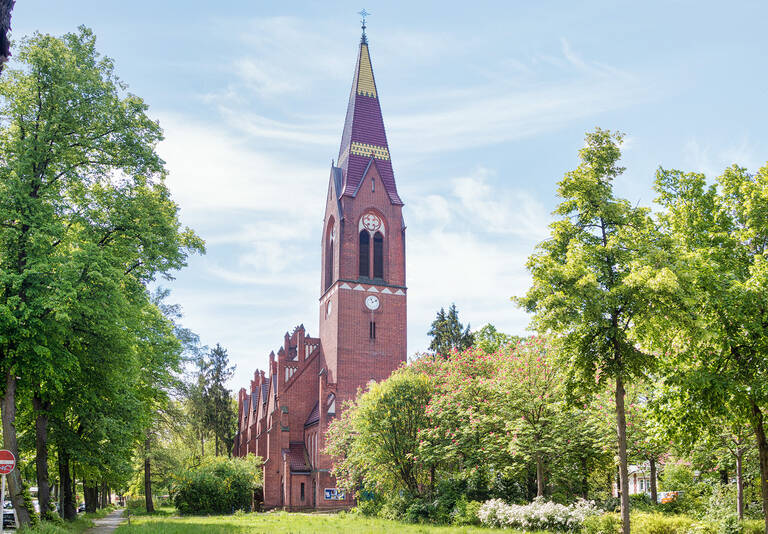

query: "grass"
left=17, top=506, right=119, bottom=534
left=115, top=510, right=514, bottom=534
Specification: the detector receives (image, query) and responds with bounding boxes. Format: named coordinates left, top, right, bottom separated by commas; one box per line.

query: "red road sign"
left=0, top=450, right=15, bottom=475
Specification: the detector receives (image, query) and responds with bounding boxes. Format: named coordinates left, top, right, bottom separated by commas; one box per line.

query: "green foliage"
left=632, top=512, right=695, bottom=534
left=173, top=456, right=262, bottom=515
left=473, top=324, right=519, bottom=354
left=450, top=498, right=482, bottom=526
left=583, top=513, right=622, bottom=534
left=427, top=304, right=474, bottom=357
left=326, top=367, right=433, bottom=496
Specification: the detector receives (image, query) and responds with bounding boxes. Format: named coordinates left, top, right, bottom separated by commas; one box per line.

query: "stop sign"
left=0, top=450, right=15, bottom=475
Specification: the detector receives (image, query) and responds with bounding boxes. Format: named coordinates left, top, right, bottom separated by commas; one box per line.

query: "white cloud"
left=682, top=137, right=764, bottom=178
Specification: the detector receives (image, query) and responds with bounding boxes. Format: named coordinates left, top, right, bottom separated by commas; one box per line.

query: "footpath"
left=84, top=508, right=127, bottom=533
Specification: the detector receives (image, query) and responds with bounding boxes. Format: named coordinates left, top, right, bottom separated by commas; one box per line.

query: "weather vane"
left=358, top=9, right=370, bottom=43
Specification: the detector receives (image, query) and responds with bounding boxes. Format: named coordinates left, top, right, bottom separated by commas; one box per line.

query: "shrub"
left=718, top=515, right=743, bottom=534
left=583, top=513, right=621, bottom=534
left=742, top=520, right=763, bottom=534
left=450, top=496, right=482, bottom=526
left=477, top=497, right=598, bottom=531
left=173, top=456, right=261, bottom=515
left=633, top=512, right=694, bottom=534
left=630, top=493, right=656, bottom=511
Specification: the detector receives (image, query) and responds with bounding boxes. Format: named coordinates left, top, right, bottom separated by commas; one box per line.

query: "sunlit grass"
left=115, top=510, right=513, bottom=534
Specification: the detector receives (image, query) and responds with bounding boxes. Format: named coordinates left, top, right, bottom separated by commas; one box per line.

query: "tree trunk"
left=100, top=481, right=107, bottom=508
left=0, top=0, right=14, bottom=76
left=615, top=377, right=630, bottom=534
left=144, top=436, right=154, bottom=514
left=32, top=393, right=51, bottom=519
left=201, top=432, right=205, bottom=457
left=649, top=456, right=658, bottom=504
left=1, top=370, right=33, bottom=526
left=536, top=453, right=545, bottom=497
left=59, top=450, right=76, bottom=520
left=84, top=481, right=97, bottom=513
left=581, top=456, right=589, bottom=499
left=750, top=399, right=768, bottom=534
left=736, top=451, right=744, bottom=520
left=215, top=433, right=220, bottom=457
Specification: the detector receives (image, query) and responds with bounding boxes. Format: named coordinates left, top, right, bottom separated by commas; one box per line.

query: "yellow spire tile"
left=356, top=44, right=377, bottom=98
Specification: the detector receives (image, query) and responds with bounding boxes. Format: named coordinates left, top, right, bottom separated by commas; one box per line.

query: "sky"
left=10, top=1, right=768, bottom=389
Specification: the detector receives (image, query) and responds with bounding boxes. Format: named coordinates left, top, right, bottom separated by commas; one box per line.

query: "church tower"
left=319, top=29, right=407, bottom=403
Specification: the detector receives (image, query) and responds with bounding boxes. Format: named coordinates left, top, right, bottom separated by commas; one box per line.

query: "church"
left=233, top=27, right=407, bottom=510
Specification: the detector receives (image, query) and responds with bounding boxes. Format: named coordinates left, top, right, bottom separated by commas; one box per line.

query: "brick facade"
left=233, top=32, right=406, bottom=510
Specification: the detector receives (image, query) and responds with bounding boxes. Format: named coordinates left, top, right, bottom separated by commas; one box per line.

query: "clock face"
left=365, top=295, right=380, bottom=310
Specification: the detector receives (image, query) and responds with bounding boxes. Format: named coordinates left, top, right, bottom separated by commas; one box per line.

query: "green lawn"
left=115, top=511, right=512, bottom=534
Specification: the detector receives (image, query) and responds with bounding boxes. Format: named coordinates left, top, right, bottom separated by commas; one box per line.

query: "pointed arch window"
left=373, top=232, right=384, bottom=279
left=325, top=222, right=335, bottom=291
left=359, top=231, right=370, bottom=278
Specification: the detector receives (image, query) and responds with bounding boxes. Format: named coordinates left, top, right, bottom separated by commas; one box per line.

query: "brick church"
left=233, top=28, right=407, bottom=510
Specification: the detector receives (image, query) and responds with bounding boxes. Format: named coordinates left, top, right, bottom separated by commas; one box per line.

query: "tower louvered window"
left=359, top=231, right=370, bottom=278
left=373, top=232, right=384, bottom=279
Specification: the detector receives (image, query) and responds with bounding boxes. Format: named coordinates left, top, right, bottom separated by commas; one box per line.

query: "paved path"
left=85, top=508, right=127, bottom=533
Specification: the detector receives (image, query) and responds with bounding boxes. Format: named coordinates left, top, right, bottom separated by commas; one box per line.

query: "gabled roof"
left=304, top=402, right=320, bottom=427
left=242, top=396, right=249, bottom=415
left=337, top=37, right=402, bottom=205
left=283, top=442, right=310, bottom=473
left=251, top=391, right=258, bottom=412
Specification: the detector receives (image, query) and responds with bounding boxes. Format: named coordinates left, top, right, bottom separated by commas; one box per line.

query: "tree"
left=474, top=324, right=519, bottom=354
left=500, top=337, right=566, bottom=497
left=624, top=386, right=666, bottom=504
left=427, top=304, right=474, bottom=357
left=203, top=344, right=236, bottom=457
left=651, top=163, right=768, bottom=531
left=0, top=0, right=13, bottom=75
left=0, top=28, right=203, bottom=525
left=326, top=368, right=433, bottom=497
left=516, top=129, right=677, bottom=533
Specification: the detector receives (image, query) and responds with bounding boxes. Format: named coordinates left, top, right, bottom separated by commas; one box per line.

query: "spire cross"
left=358, top=9, right=370, bottom=42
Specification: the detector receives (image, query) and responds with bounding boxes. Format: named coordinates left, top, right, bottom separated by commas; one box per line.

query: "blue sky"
left=11, top=1, right=768, bottom=388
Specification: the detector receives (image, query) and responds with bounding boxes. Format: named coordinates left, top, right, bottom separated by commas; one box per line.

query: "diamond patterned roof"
left=337, top=40, right=402, bottom=205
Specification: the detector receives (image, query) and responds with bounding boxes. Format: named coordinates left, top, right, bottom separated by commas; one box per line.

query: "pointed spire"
left=336, top=29, right=402, bottom=205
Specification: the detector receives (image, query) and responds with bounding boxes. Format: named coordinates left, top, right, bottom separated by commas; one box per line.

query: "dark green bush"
left=173, top=456, right=261, bottom=515
left=630, top=493, right=656, bottom=511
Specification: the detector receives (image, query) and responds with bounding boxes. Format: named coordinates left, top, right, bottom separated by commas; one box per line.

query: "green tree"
left=651, top=163, right=768, bottom=531
left=427, top=304, right=474, bottom=357
left=326, top=368, right=433, bottom=497
left=203, top=344, right=237, bottom=457
left=0, top=28, right=202, bottom=524
left=500, top=337, right=566, bottom=497
left=474, top=324, right=519, bottom=354
left=516, top=129, right=677, bottom=533
left=0, top=0, right=13, bottom=75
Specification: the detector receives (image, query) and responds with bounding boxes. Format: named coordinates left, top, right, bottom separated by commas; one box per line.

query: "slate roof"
left=261, top=379, right=270, bottom=404
left=304, top=402, right=320, bottom=427
left=242, top=396, right=249, bottom=415
left=283, top=442, right=310, bottom=473
left=251, top=391, right=258, bottom=412
left=337, top=40, right=402, bottom=206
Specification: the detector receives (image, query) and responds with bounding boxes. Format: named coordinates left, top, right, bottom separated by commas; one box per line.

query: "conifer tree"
left=427, top=304, right=474, bottom=357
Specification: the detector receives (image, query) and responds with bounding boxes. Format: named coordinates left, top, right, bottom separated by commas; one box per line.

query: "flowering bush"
left=478, top=497, right=599, bottom=531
